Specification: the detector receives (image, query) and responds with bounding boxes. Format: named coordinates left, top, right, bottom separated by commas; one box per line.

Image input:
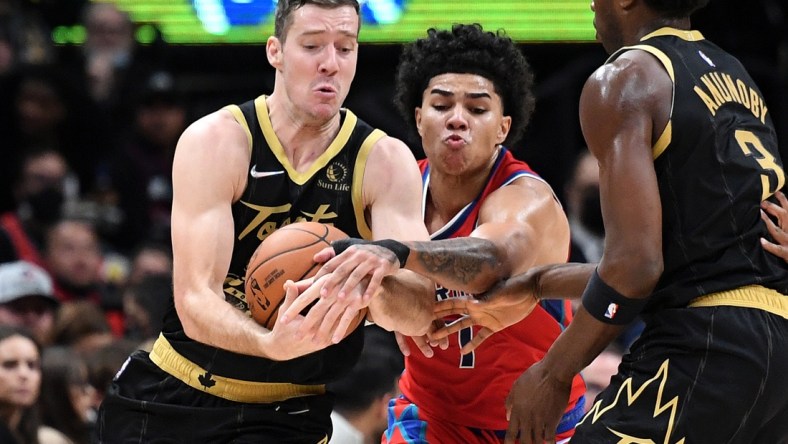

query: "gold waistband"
left=149, top=334, right=325, bottom=403
left=688, top=285, right=788, bottom=319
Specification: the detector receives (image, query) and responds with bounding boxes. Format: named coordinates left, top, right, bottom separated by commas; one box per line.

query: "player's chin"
left=310, top=103, right=341, bottom=121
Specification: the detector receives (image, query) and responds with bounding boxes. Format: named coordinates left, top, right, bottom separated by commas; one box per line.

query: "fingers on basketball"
left=244, top=222, right=367, bottom=335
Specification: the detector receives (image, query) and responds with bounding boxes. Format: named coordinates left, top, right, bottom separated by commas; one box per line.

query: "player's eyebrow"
left=429, top=88, right=491, bottom=100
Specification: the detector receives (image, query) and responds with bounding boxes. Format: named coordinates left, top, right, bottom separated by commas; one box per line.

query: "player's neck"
left=266, top=96, right=342, bottom=172
left=425, top=168, right=489, bottom=228
left=631, top=16, right=692, bottom=44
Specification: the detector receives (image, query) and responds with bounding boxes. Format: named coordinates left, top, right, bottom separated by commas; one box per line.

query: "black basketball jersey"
left=162, top=95, right=386, bottom=384
left=607, top=28, right=788, bottom=311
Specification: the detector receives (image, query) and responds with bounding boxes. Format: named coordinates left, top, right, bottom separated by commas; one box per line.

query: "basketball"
left=244, top=222, right=368, bottom=334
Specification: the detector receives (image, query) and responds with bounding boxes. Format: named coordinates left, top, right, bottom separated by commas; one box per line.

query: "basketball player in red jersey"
left=288, top=24, right=586, bottom=443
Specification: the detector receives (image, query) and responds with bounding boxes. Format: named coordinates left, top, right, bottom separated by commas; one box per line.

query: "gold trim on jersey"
left=641, top=27, right=704, bottom=42
left=579, top=359, right=686, bottom=444
left=254, top=95, right=358, bottom=186
left=149, top=335, right=326, bottom=403
left=620, top=44, right=675, bottom=160
left=351, top=129, right=385, bottom=239
left=222, top=105, right=253, bottom=153
left=689, top=285, right=788, bottom=319
left=653, top=121, right=673, bottom=160
left=626, top=44, right=675, bottom=81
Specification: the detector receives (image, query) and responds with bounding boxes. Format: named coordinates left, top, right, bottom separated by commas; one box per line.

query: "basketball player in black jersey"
left=96, top=1, right=433, bottom=442
left=429, top=0, right=788, bottom=443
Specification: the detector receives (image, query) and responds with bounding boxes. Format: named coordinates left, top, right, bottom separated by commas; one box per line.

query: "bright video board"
left=53, top=0, right=596, bottom=44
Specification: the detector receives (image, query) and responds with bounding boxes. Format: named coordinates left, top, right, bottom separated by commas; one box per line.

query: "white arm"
left=362, top=136, right=434, bottom=334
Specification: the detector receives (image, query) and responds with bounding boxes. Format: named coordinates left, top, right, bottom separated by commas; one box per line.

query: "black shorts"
left=574, top=305, right=788, bottom=443
left=97, top=351, right=333, bottom=444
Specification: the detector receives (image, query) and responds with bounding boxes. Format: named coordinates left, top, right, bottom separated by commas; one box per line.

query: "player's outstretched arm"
left=431, top=262, right=597, bottom=353
left=322, top=173, right=573, bottom=298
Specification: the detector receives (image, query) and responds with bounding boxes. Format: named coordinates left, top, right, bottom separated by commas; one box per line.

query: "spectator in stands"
left=0, top=325, right=71, bottom=444
left=39, top=346, right=95, bottom=444
left=126, top=241, right=172, bottom=286
left=565, top=149, right=604, bottom=264
left=0, top=261, right=59, bottom=345
left=328, top=325, right=404, bottom=444
left=61, top=2, right=156, bottom=188
left=80, top=2, right=136, bottom=106
left=0, top=0, right=54, bottom=67
left=85, top=339, right=140, bottom=413
left=43, top=219, right=123, bottom=336
left=122, top=273, right=172, bottom=344
left=0, top=150, right=71, bottom=266
left=103, top=70, right=186, bottom=251
left=49, top=301, right=114, bottom=357
left=3, top=66, right=97, bottom=192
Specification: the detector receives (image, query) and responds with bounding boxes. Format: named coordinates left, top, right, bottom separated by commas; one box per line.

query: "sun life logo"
left=326, top=163, right=348, bottom=183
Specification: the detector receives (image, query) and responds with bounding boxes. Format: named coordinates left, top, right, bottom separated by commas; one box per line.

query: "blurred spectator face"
left=0, top=298, right=56, bottom=344
left=567, top=151, right=604, bottom=236
left=50, top=301, right=114, bottom=356
left=45, top=221, right=103, bottom=288
left=137, top=102, right=186, bottom=149
left=15, top=151, right=68, bottom=224
left=18, top=151, right=67, bottom=196
left=0, top=37, right=14, bottom=75
left=68, top=357, right=97, bottom=423
left=0, top=261, right=59, bottom=345
left=84, top=3, right=133, bottom=57
left=129, top=248, right=172, bottom=285
left=0, top=333, right=41, bottom=408
left=15, top=77, right=66, bottom=135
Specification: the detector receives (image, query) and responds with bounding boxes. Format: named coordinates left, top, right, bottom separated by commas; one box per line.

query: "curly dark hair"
left=643, top=0, right=710, bottom=17
left=394, top=23, right=535, bottom=147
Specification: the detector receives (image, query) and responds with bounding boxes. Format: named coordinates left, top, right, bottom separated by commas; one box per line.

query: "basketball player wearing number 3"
left=97, top=1, right=433, bottom=443
left=286, top=24, right=587, bottom=443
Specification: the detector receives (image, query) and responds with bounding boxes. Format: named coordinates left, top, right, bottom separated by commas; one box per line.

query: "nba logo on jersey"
left=605, top=302, right=618, bottom=319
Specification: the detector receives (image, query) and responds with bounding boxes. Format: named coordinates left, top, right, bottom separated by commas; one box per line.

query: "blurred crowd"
left=0, top=1, right=183, bottom=442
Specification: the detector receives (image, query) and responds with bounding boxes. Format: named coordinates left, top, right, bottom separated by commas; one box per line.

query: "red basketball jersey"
left=399, top=147, right=586, bottom=430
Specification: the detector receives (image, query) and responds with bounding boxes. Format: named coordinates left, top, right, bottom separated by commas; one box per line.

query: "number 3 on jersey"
left=735, top=129, right=785, bottom=200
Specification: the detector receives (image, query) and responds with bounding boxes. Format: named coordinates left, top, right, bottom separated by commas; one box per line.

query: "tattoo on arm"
left=411, top=239, right=500, bottom=285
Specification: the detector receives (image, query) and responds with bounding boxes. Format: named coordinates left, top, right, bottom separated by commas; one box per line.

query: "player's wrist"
left=370, top=239, right=410, bottom=268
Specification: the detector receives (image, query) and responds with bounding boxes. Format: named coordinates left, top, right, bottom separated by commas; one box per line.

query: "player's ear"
left=266, top=36, right=283, bottom=69
left=497, top=116, right=512, bottom=144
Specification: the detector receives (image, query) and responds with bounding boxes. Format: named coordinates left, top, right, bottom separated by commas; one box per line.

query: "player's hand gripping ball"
left=244, top=222, right=367, bottom=333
